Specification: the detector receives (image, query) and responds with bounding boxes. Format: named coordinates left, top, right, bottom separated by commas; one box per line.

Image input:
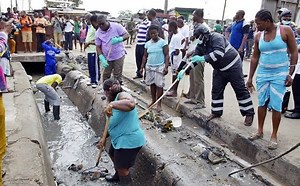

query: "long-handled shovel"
left=81, top=116, right=111, bottom=175
left=228, top=142, right=300, bottom=176
left=139, top=62, right=193, bottom=119
left=95, top=116, right=110, bottom=166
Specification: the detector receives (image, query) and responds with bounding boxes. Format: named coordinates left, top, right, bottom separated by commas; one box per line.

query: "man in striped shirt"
left=133, top=10, right=151, bottom=79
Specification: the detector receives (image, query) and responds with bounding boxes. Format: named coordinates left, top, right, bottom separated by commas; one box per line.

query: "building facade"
left=261, top=0, right=300, bottom=25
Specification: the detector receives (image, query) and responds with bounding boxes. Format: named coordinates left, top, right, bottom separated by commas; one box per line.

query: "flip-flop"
left=268, top=141, right=278, bottom=150
left=2, top=170, right=6, bottom=178
left=194, top=104, right=206, bottom=109
left=184, top=100, right=197, bottom=105
left=248, top=133, right=264, bottom=141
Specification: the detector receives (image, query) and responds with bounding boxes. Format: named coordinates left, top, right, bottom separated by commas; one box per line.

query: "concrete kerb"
left=3, top=62, right=55, bottom=186
left=11, top=53, right=63, bottom=63
left=122, top=74, right=300, bottom=186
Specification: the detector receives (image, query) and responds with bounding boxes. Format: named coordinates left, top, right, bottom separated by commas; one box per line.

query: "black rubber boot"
left=53, top=105, right=60, bottom=120
left=119, top=174, right=132, bottom=186
left=105, top=172, right=119, bottom=182
left=44, top=100, right=50, bottom=112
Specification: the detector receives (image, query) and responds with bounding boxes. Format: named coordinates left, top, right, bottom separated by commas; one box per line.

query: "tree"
left=118, top=10, right=133, bottom=19
left=71, top=0, right=81, bottom=7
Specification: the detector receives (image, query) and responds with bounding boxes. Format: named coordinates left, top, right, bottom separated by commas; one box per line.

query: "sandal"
left=184, top=100, right=197, bottom=105
left=2, top=170, right=6, bottom=178
left=248, top=133, right=264, bottom=141
left=268, top=140, right=278, bottom=150
left=244, top=115, right=254, bottom=126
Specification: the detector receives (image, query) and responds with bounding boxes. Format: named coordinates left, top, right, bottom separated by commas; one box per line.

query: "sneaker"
left=284, top=112, right=300, bottom=119
left=91, top=84, right=97, bottom=88
left=86, top=82, right=92, bottom=86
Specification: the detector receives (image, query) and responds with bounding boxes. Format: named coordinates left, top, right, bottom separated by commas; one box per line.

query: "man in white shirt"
left=177, top=16, right=190, bottom=50
left=63, top=15, right=74, bottom=51
left=166, top=21, right=184, bottom=97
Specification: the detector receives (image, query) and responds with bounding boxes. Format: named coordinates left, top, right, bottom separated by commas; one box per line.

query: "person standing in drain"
left=97, top=78, right=146, bottom=185
left=42, top=39, right=61, bottom=75
left=36, top=73, right=65, bottom=120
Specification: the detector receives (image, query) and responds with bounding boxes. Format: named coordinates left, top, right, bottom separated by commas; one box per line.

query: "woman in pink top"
left=79, top=24, right=86, bottom=52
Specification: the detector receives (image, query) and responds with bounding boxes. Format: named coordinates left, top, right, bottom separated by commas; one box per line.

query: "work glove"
left=177, top=69, right=185, bottom=81
left=99, top=54, right=108, bottom=69
left=111, top=36, right=123, bottom=45
left=191, top=55, right=205, bottom=63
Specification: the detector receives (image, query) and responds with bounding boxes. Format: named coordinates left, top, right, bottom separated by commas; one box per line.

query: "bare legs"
left=80, top=42, right=83, bottom=52
left=257, top=105, right=267, bottom=135
left=271, top=110, right=281, bottom=142
left=166, top=75, right=179, bottom=97
left=29, top=42, right=32, bottom=52
left=150, top=84, right=163, bottom=112
left=23, top=42, right=32, bottom=53
left=252, top=103, right=281, bottom=149
left=23, top=42, right=27, bottom=53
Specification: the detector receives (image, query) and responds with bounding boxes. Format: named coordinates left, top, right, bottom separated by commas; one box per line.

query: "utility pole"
left=221, top=0, right=227, bottom=26
left=29, top=0, right=32, bottom=10
left=164, top=0, right=168, bottom=14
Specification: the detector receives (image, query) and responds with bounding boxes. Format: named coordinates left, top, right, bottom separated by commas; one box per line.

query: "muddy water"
left=32, top=78, right=270, bottom=186
left=35, top=89, right=115, bottom=186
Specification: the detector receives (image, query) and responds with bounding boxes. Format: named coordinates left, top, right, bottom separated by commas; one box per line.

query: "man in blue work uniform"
left=42, top=39, right=61, bottom=75
left=177, top=24, right=255, bottom=126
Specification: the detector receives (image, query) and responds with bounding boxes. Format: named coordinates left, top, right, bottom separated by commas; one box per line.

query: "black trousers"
left=135, top=44, right=145, bottom=77
left=36, top=33, right=46, bottom=52
left=64, top=32, right=73, bottom=50
left=292, top=74, right=300, bottom=112
left=211, top=62, right=254, bottom=116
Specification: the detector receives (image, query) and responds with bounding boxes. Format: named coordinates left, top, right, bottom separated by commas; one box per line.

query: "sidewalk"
left=3, top=62, right=55, bottom=186
left=121, top=44, right=300, bottom=185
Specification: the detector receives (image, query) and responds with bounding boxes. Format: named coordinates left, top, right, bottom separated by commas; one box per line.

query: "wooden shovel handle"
left=95, top=116, right=110, bottom=166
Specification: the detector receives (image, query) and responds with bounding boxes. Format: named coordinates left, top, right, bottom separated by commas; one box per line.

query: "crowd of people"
left=1, top=5, right=300, bottom=186
left=1, top=7, right=89, bottom=54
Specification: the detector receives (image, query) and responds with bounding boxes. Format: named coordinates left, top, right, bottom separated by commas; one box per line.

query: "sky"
left=1, top=0, right=262, bottom=21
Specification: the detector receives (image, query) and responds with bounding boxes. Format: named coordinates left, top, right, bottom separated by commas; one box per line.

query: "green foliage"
left=118, top=10, right=133, bottom=19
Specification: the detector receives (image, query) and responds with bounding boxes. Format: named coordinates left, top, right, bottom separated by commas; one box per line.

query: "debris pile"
left=191, top=144, right=227, bottom=164
left=67, top=163, right=109, bottom=181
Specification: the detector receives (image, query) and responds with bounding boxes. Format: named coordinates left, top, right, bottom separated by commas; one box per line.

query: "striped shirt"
left=0, top=32, right=8, bottom=56
left=136, top=19, right=150, bottom=45
left=0, top=31, right=8, bottom=92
